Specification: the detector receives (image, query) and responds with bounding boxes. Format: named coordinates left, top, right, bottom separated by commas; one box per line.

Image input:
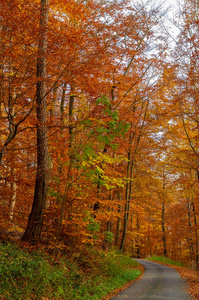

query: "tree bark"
left=9, top=168, right=17, bottom=220
left=22, top=0, right=49, bottom=242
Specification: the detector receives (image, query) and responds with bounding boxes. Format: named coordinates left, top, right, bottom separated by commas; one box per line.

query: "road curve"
left=110, top=259, right=192, bottom=300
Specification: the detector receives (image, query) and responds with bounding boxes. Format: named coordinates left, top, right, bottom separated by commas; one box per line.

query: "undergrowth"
left=146, top=255, right=185, bottom=267
left=0, top=242, right=141, bottom=299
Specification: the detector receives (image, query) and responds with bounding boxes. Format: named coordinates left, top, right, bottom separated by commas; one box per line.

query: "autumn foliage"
left=0, top=0, right=199, bottom=270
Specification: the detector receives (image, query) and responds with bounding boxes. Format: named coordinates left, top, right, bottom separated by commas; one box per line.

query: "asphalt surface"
left=110, top=259, right=192, bottom=300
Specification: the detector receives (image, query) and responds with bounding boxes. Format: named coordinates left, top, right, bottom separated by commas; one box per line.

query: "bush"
left=0, top=242, right=141, bottom=299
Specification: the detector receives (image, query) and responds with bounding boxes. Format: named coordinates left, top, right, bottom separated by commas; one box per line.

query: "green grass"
left=146, top=255, right=184, bottom=267
left=0, top=242, right=141, bottom=299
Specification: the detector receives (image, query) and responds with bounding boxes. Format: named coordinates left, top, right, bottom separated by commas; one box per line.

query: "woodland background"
left=0, top=0, right=199, bottom=271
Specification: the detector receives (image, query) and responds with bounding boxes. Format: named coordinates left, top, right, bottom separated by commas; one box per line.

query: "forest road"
left=110, top=259, right=192, bottom=300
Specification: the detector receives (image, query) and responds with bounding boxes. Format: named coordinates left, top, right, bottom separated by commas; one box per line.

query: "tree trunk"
left=9, top=168, right=17, bottom=220
left=120, top=149, right=133, bottom=252
left=0, top=57, right=3, bottom=119
left=50, top=82, right=57, bottom=118
left=161, top=201, right=167, bottom=256
left=187, top=199, right=194, bottom=265
left=119, top=101, right=148, bottom=253
left=93, top=145, right=108, bottom=212
left=107, top=193, right=113, bottom=233
left=115, top=194, right=122, bottom=246
left=102, top=193, right=113, bottom=249
left=22, top=0, right=49, bottom=242
left=60, top=82, right=67, bottom=121
left=161, top=170, right=167, bottom=256
left=53, top=84, right=75, bottom=250
left=192, top=201, right=199, bottom=270
left=68, top=84, right=75, bottom=153
left=135, top=214, right=140, bottom=257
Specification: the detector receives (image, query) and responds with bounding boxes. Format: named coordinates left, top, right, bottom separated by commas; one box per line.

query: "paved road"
left=111, top=259, right=192, bottom=300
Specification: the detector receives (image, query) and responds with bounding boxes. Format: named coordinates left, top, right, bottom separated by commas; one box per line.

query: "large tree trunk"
left=22, top=0, right=49, bottom=242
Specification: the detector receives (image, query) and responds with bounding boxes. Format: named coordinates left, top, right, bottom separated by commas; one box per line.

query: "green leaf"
left=58, top=285, right=64, bottom=294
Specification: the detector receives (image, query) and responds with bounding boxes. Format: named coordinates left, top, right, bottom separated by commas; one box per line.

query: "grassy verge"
left=0, top=242, right=141, bottom=300
left=146, top=255, right=184, bottom=267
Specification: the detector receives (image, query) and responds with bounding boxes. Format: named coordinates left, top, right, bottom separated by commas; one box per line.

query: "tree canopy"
left=0, top=0, right=199, bottom=270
